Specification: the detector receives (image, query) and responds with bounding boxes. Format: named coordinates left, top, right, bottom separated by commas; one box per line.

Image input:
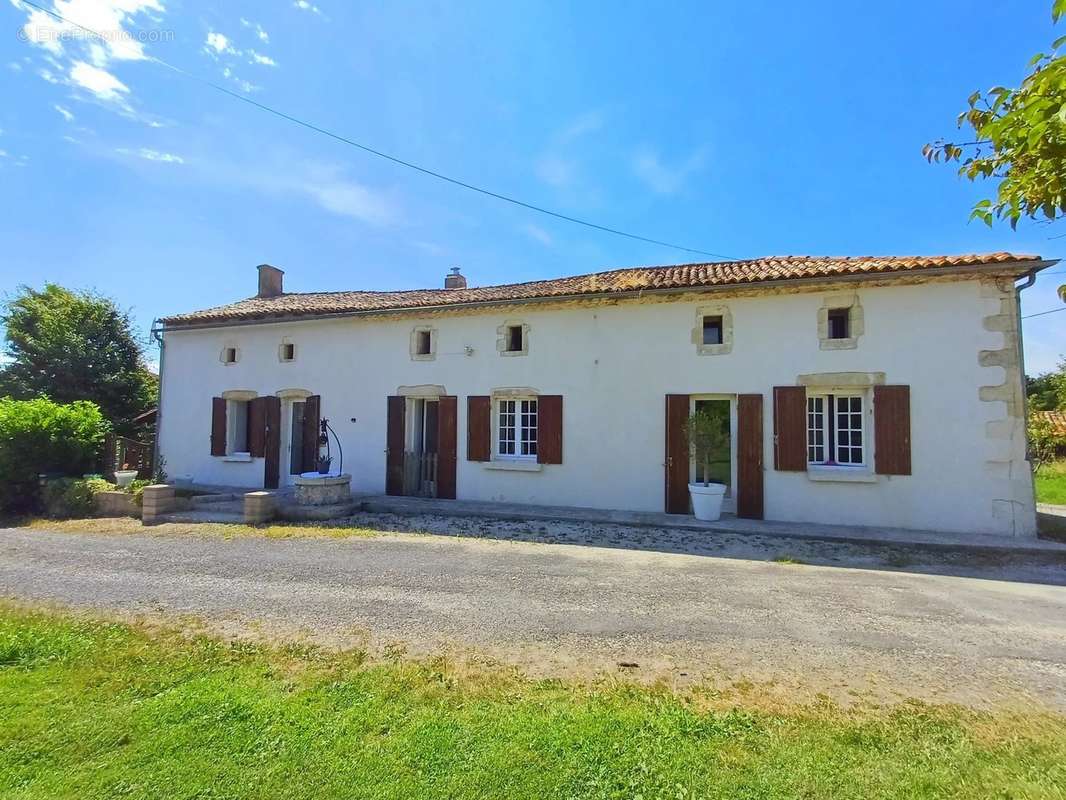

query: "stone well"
left=294, top=473, right=352, bottom=506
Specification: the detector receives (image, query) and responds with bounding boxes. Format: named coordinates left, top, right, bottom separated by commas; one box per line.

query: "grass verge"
left=1, top=606, right=1064, bottom=799
left=1036, top=460, right=1066, bottom=505
left=13, top=516, right=379, bottom=540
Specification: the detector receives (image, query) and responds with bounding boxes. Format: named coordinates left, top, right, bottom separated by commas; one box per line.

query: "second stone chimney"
left=444, top=266, right=467, bottom=289
left=257, top=264, right=284, bottom=298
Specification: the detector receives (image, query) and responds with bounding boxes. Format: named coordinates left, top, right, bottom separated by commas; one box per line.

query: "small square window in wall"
left=827, top=308, right=849, bottom=339
left=221, top=346, right=238, bottom=365
left=410, top=326, right=436, bottom=361
left=702, top=315, right=723, bottom=345
left=497, top=321, right=530, bottom=356
left=818, top=295, right=864, bottom=350
left=692, top=306, right=733, bottom=355
left=279, top=342, right=296, bottom=362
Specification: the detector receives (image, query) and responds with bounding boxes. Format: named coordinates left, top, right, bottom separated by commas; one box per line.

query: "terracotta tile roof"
left=162, top=252, right=1043, bottom=326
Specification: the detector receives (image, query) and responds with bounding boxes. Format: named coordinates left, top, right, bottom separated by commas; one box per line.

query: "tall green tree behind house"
left=925, top=1, right=1066, bottom=230
left=0, top=284, right=156, bottom=436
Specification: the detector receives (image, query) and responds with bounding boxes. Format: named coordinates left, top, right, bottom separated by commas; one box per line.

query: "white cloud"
left=204, top=31, right=235, bottom=55
left=558, top=110, right=604, bottom=143
left=240, top=18, right=268, bottom=42
left=69, top=60, right=128, bottom=102
left=521, top=223, right=553, bottom=247
left=631, top=146, right=708, bottom=194
left=38, top=67, right=60, bottom=83
left=14, top=0, right=164, bottom=62
left=304, top=180, right=394, bottom=225
left=8, top=61, right=24, bottom=72
left=115, top=146, right=184, bottom=164
left=535, top=153, right=575, bottom=189
left=53, top=103, right=75, bottom=121
left=293, top=0, right=322, bottom=15
left=248, top=50, right=276, bottom=66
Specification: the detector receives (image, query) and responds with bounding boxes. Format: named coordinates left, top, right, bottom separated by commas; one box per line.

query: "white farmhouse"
left=157, top=253, right=1054, bottom=537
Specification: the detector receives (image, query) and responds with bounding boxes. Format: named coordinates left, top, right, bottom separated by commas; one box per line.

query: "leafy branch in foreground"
left=924, top=1, right=1066, bottom=228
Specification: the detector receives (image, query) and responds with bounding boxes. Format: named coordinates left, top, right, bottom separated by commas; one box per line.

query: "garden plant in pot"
left=683, top=407, right=730, bottom=521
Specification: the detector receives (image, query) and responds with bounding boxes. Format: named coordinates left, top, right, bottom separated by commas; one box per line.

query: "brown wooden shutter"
left=874, top=385, right=911, bottom=475
left=248, top=397, right=267, bottom=457
left=386, top=396, right=405, bottom=495
left=467, top=395, right=491, bottom=462
left=537, top=395, right=563, bottom=464
left=437, top=396, right=458, bottom=499
left=302, top=395, right=321, bottom=473
left=263, top=395, right=281, bottom=489
left=210, top=397, right=227, bottom=456
left=664, top=394, right=690, bottom=514
left=737, top=393, right=764, bottom=520
left=773, top=386, right=807, bottom=471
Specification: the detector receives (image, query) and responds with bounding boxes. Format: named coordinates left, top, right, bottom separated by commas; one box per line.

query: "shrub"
left=127, top=478, right=151, bottom=507
left=41, top=477, right=115, bottom=519
left=0, top=398, right=109, bottom=514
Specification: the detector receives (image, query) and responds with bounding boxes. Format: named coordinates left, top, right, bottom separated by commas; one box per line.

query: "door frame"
left=276, top=389, right=313, bottom=487
left=689, top=394, right=738, bottom=515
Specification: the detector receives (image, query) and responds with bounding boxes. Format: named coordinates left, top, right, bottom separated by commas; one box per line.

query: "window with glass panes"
left=497, top=398, right=537, bottom=458
left=806, top=394, right=864, bottom=466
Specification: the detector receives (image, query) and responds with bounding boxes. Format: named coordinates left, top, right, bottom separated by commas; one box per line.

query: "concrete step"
left=189, top=493, right=240, bottom=506
left=157, top=510, right=245, bottom=525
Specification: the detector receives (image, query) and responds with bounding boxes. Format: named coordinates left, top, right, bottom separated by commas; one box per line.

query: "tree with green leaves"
left=924, top=1, right=1066, bottom=228
left=1028, top=360, right=1066, bottom=411
left=0, top=284, right=156, bottom=436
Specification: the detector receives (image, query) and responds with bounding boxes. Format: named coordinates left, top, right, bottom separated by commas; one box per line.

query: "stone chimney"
left=257, top=264, right=284, bottom=298
left=445, top=266, right=467, bottom=289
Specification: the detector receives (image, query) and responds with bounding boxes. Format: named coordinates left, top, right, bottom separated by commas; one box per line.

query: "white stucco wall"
left=158, top=278, right=1036, bottom=537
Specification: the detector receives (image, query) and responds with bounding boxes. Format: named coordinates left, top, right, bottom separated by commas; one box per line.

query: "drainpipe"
left=150, top=319, right=165, bottom=482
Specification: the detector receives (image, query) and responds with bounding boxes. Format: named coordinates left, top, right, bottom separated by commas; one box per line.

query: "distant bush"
left=0, top=398, right=109, bottom=514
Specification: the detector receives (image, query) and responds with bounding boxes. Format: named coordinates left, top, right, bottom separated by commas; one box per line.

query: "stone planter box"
left=94, top=491, right=139, bottom=518
left=295, top=474, right=352, bottom=506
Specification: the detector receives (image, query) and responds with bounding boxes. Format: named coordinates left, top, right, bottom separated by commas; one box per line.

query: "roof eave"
left=159, top=258, right=1059, bottom=332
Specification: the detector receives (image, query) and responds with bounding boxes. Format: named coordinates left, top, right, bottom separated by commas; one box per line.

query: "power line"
left=17, top=0, right=738, bottom=261
left=1022, top=306, right=1066, bottom=319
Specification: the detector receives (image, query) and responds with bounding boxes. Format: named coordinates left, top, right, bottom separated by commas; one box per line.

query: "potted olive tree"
left=683, top=407, right=730, bottom=521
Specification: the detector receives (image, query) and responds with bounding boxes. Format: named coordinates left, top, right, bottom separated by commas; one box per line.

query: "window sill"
left=807, top=465, right=876, bottom=483
left=484, top=460, right=542, bottom=472
left=222, top=452, right=253, bottom=463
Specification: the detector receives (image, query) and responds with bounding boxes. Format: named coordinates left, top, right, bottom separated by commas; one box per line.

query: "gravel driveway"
left=3, top=522, right=1066, bottom=710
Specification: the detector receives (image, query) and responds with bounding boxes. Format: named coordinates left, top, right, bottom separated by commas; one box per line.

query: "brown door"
left=664, top=394, right=690, bottom=514
left=385, top=395, right=405, bottom=496
left=437, top=396, right=457, bottom=499
left=736, top=394, right=764, bottom=519
left=263, top=396, right=281, bottom=490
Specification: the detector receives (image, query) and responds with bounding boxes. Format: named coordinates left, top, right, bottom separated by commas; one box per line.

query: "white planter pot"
left=114, top=469, right=139, bottom=488
left=688, top=482, right=727, bottom=521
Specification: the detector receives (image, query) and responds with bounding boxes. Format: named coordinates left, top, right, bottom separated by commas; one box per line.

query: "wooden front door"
left=736, top=393, right=764, bottom=519
left=385, top=396, right=405, bottom=496
left=664, top=394, right=690, bottom=514
left=437, top=396, right=457, bottom=500
left=263, top=395, right=281, bottom=490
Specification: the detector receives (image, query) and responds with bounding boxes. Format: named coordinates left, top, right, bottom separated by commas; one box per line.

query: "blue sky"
left=0, top=0, right=1063, bottom=372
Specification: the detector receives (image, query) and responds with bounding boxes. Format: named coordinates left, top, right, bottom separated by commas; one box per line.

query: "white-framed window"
left=496, top=397, right=537, bottom=459
left=227, top=398, right=250, bottom=454
left=279, top=342, right=296, bottom=362
left=807, top=393, right=864, bottom=466
left=221, top=346, right=238, bottom=365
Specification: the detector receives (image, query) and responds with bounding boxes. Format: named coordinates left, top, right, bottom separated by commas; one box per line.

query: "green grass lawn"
left=2, top=608, right=1065, bottom=798
left=1036, top=460, right=1066, bottom=505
